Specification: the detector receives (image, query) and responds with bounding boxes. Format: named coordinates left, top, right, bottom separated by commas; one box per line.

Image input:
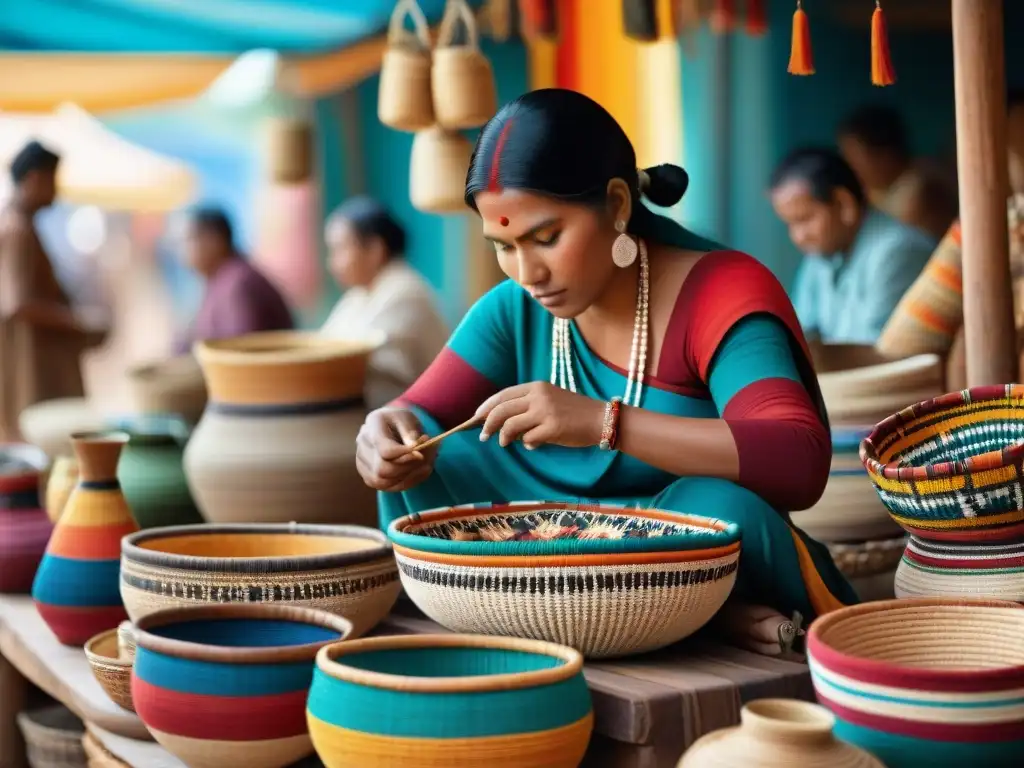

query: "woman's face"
left=475, top=189, right=617, bottom=318
left=325, top=217, right=382, bottom=288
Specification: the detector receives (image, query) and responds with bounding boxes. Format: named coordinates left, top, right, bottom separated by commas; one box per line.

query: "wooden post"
left=952, top=0, right=1017, bottom=386
left=0, top=652, right=29, bottom=768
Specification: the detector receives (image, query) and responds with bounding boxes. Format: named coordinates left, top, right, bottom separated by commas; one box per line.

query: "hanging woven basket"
left=378, top=0, right=435, bottom=132
left=432, top=0, right=498, bottom=130
left=410, top=126, right=473, bottom=214
left=265, top=117, right=313, bottom=185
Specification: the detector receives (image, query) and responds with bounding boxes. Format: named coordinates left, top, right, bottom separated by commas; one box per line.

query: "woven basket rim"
left=84, top=628, right=131, bottom=669
left=194, top=330, right=385, bottom=367
left=315, top=633, right=583, bottom=693
left=122, top=522, right=393, bottom=573
left=859, top=385, right=1024, bottom=480
left=388, top=501, right=741, bottom=558
left=133, top=604, right=352, bottom=664
left=808, top=598, right=1024, bottom=690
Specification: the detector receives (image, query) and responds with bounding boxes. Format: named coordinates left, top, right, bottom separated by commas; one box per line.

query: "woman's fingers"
left=497, top=412, right=542, bottom=447
left=474, top=383, right=534, bottom=421
left=480, top=396, right=530, bottom=440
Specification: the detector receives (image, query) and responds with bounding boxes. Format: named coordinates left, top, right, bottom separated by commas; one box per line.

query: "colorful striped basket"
left=860, top=385, right=1024, bottom=541
left=894, top=535, right=1024, bottom=602
left=120, top=523, right=400, bottom=637
left=132, top=604, right=352, bottom=768
left=808, top=598, right=1024, bottom=767
left=307, top=633, right=592, bottom=767
left=388, top=501, right=740, bottom=658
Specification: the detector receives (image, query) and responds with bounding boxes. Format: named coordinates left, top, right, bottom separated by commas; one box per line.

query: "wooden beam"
left=952, top=0, right=1017, bottom=386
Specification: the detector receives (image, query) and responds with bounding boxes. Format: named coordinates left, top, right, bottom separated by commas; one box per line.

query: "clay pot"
left=125, top=356, right=207, bottom=426
left=679, top=699, right=883, bottom=767
left=378, top=0, right=435, bottom=132
left=44, top=455, right=77, bottom=524
left=410, top=126, right=473, bottom=214
left=432, top=0, right=498, bottom=129
left=115, top=416, right=202, bottom=530
left=32, top=431, right=136, bottom=646
left=183, top=331, right=384, bottom=526
left=0, top=443, right=53, bottom=593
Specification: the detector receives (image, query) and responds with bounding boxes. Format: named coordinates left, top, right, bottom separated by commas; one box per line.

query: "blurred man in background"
left=770, top=147, right=936, bottom=344
left=174, top=206, right=293, bottom=354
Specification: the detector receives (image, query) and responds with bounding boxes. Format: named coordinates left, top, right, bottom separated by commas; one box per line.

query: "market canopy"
left=0, top=104, right=196, bottom=211
left=0, top=0, right=476, bottom=112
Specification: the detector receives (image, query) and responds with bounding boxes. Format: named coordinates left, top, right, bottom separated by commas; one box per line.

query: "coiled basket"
left=307, top=633, right=592, bottom=767
left=389, top=501, right=740, bottom=658
left=860, top=385, right=1024, bottom=541
left=808, top=598, right=1024, bottom=767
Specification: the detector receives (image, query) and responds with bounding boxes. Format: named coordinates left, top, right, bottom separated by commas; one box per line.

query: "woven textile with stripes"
left=808, top=599, right=1024, bottom=767
left=388, top=501, right=740, bottom=659
left=894, top=535, right=1024, bottom=602
left=860, top=385, right=1024, bottom=541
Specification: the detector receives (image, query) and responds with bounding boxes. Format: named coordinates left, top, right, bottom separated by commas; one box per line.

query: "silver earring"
left=612, top=220, right=638, bottom=268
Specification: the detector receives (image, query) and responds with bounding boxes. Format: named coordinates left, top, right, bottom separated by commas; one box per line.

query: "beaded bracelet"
left=599, top=396, right=623, bottom=451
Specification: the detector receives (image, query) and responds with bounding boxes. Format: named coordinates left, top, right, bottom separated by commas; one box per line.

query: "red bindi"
left=499, top=216, right=509, bottom=227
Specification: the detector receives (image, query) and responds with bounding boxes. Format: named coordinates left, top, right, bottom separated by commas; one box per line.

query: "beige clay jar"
left=183, top=331, right=384, bottom=527
left=679, top=699, right=884, bottom=768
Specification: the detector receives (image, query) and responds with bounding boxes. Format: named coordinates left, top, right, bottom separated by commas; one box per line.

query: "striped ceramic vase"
left=32, top=432, right=137, bottom=645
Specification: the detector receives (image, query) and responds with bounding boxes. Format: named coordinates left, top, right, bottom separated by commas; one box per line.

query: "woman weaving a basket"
left=356, top=89, right=857, bottom=652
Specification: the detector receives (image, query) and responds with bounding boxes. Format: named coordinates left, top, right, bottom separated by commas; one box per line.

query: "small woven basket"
left=17, top=705, right=87, bottom=768
left=378, top=0, right=435, bottom=132
left=84, top=629, right=134, bottom=713
left=431, top=0, right=498, bottom=129
left=828, top=535, right=908, bottom=579
left=861, top=384, right=1024, bottom=541
left=409, top=126, right=473, bottom=214
left=81, top=732, right=127, bottom=768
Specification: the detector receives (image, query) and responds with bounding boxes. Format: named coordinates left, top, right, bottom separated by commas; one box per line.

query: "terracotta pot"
left=44, top=455, right=77, bottom=524
left=378, top=0, right=435, bottom=132
left=132, top=604, right=352, bottom=768
left=32, top=431, right=136, bottom=646
left=410, top=126, right=473, bottom=214
left=183, top=331, right=384, bottom=526
left=0, top=443, right=53, bottom=593
left=679, top=699, right=884, bottom=767
left=432, top=0, right=498, bottom=129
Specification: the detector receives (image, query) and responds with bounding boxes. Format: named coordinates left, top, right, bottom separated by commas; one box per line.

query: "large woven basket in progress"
left=808, top=598, right=1024, bottom=767
left=307, top=633, right=592, bottom=767
left=120, top=523, right=400, bottom=637
left=861, top=384, right=1024, bottom=541
left=818, top=354, right=943, bottom=426
left=389, top=501, right=740, bottom=658
left=895, top=535, right=1024, bottom=601
left=17, top=705, right=87, bottom=768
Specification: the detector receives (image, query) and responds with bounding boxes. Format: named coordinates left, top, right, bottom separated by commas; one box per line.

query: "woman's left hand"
left=475, top=382, right=606, bottom=450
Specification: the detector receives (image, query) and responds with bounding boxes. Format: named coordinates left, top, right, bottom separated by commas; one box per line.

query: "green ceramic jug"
left=115, top=416, right=203, bottom=529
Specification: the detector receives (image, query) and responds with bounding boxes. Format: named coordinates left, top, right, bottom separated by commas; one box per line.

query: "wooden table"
left=0, top=594, right=814, bottom=768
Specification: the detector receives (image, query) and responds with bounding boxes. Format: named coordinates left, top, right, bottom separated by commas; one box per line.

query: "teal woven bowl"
left=307, top=633, right=592, bottom=767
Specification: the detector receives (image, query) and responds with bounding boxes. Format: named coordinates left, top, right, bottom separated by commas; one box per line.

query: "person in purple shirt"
left=174, top=207, right=294, bottom=354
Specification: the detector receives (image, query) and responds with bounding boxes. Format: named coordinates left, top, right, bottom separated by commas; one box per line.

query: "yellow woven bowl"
left=84, top=628, right=134, bottom=712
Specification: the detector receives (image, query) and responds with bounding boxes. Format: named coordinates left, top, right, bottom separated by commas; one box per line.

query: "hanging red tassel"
left=710, top=0, right=737, bottom=34
left=746, top=0, right=768, bottom=36
left=871, top=1, right=896, bottom=86
left=518, top=0, right=557, bottom=40
left=787, top=1, right=814, bottom=76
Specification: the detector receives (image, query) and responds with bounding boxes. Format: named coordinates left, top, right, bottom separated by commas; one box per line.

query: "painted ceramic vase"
left=32, top=431, right=137, bottom=645
left=808, top=598, right=1024, bottom=767
left=183, top=332, right=383, bottom=526
left=0, top=443, right=53, bottom=593
left=113, top=416, right=202, bottom=529
left=307, top=634, right=593, bottom=767
left=44, top=455, right=78, bottom=524
left=679, top=699, right=884, bottom=767
left=132, top=604, right=352, bottom=768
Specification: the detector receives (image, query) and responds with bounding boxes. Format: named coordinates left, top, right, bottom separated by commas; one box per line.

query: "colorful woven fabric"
left=860, top=385, right=1024, bottom=540
left=895, top=535, right=1024, bottom=601
left=808, top=599, right=1024, bottom=767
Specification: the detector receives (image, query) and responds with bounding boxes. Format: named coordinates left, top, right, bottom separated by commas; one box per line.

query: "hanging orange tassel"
left=787, top=1, right=814, bottom=76
left=710, top=0, right=737, bottom=33
left=871, top=1, right=896, bottom=86
left=746, top=0, right=768, bottom=36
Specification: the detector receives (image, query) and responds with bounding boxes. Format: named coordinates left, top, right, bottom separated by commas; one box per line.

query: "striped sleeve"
left=707, top=315, right=831, bottom=511
left=394, top=280, right=518, bottom=428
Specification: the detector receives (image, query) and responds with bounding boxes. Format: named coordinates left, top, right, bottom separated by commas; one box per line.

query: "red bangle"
left=599, top=397, right=623, bottom=451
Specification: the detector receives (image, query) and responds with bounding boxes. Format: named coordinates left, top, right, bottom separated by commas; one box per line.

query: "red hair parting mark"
left=487, top=120, right=515, bottom=192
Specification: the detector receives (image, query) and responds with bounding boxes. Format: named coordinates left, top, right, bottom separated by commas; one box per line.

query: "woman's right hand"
left=355, top=407, right=437, bottom=492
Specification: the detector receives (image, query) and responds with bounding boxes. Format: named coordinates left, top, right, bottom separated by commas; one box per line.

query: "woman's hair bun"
left=641, top=164, right=689, bottom=208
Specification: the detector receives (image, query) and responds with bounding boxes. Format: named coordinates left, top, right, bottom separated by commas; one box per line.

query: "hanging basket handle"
left=437, top=0, right=480, bottom=50
left=388, top=0, right=432, bottom=50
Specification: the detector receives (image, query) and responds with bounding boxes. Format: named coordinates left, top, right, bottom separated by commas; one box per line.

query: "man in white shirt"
left=321, top=197, right=449, bottom=408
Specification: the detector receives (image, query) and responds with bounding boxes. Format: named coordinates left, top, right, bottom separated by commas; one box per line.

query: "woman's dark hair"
left=329, top=196, right=406, bottom=257
left=10, top=140, right=60, bottom=183
left=464, top=88, right=690, bottom=238
left=190, top=206, right=235, bottom=248
left=769, top=147, right=867, bottom=206
left=837, top=105, right=910, bottom=158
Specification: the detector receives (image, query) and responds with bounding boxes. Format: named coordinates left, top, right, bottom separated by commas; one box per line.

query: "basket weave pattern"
left=895, top=536, right=1024, bottom=601
left=17, top=705, right=87, bottom=768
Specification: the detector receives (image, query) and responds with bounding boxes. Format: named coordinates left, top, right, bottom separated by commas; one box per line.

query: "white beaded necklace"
left=550, top=239, right=649, bottom=408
